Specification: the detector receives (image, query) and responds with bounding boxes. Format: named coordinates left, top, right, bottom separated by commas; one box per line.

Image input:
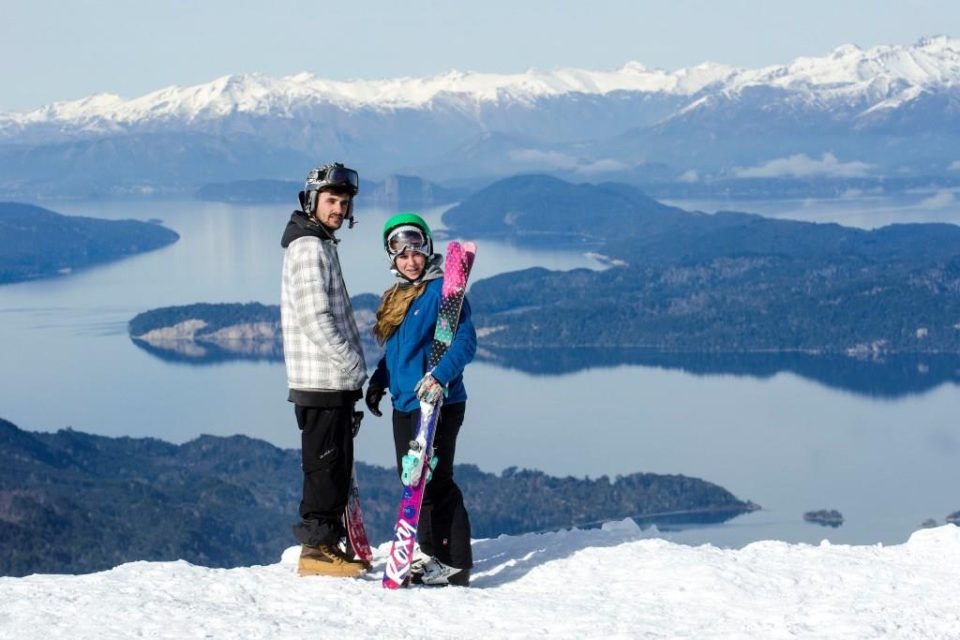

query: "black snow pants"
left=291, top=404, right=355, bottom=547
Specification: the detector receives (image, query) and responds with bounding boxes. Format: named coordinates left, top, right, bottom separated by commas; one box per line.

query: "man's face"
left=312, top=191, right=352, bottom=229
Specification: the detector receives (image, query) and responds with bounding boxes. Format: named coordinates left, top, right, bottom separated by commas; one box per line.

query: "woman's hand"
left=414, top=373, right=446, bottom=405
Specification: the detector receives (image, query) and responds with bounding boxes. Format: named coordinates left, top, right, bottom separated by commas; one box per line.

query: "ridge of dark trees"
left=0, top=418, right=755, bottom=577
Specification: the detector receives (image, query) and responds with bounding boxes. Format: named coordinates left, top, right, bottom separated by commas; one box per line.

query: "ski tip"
left=463, top=242, right=476, bottom=270
left=445, top=240, right=476, bottom=255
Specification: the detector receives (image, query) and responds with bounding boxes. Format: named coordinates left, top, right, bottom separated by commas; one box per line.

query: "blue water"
left=2, top=196, right=959, bottom=547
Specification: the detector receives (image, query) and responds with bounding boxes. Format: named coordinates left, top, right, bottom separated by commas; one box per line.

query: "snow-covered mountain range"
left=2, top=36, right=959, bottom=197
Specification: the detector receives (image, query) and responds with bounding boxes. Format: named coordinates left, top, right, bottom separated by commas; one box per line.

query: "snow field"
left=1, top=520, right=958, bottom=639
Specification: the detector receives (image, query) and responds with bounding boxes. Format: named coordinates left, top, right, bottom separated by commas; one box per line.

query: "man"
left=280, top=162, right=367, bottom=577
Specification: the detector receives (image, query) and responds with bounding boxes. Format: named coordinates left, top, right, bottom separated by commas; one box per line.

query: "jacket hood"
left=280, top=210, right=337, bottom=248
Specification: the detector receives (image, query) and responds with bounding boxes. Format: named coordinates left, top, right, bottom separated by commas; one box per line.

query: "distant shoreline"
left=127, top=301, right=960, bottom=399
left=0, top=202, right=179, bottom=286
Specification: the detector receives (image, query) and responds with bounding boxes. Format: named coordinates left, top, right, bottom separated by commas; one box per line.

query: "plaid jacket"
left=281, top=232, right=367, bottom=392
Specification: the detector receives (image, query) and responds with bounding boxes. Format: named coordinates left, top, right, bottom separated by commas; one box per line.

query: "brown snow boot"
left=297, top=544, right=367, bottom=578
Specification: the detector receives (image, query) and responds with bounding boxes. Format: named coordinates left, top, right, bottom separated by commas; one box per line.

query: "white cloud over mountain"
left=734, top=154, right=875, bottom=179
left=918, top=189, right=957, bottom=208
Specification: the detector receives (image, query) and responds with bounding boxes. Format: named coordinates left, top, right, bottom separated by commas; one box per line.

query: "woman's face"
left=395, top=250, right=427, bottom=280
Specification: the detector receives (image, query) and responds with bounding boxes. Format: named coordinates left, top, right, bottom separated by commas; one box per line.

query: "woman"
left=365, top=213, right=477, bottom=586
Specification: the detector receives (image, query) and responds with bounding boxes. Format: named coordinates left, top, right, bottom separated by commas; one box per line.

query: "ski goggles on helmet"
left=385, top=225, right=431, bottom=258
left=305, top=163, right=359, bottom=195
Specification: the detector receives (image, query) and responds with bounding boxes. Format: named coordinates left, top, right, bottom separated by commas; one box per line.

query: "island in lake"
left=129, top=296, right=382, bottom=365
left=447, top=175, right=960, bottom=355
left=0, top=202, right=179, bottom=284
left=142, top=175, right=960, bottom=359
left=804, top=509, right=844, bottom=527
left=127, top=176, right=960, bottom=397
left=0, top=417, right=757, bottom=577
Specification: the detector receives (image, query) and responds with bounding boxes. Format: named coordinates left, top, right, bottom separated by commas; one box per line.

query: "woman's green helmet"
left=382, top=213, right=433, bottom=260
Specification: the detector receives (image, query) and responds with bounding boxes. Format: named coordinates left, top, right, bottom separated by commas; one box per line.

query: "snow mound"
left=2, top=522, right=958, bottom=639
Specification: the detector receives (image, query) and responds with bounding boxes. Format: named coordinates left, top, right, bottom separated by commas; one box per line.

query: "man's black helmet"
left=298, top=162, right=360, bottom=228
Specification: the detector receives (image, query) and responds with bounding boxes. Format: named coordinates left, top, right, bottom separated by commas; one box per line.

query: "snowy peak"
left=735, top=36, right=960, bottom=91
left=658, top=35, right=960, bottom=123
left=2, top=35, right=960, bottom=186
left=4, top=36, right=959, bottom=129
left=0, top=57, right=730, bottom=126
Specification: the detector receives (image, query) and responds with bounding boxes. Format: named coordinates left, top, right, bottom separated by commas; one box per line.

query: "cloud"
left=507, top=149, right=627, bottom=174
left=574, top=159, right=629, bottom=174
left=734, top=153, right=873, bottom=178
left=918, top=190, right=956, bottom=209
left=678, top=170, right=699, bottom=183
left=949, top=160, right=960, bottom=172
left=508, top=149, right=579, bottom=170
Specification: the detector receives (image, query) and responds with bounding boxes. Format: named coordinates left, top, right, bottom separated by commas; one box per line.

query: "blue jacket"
left=371, top=278, right=477, bottom=413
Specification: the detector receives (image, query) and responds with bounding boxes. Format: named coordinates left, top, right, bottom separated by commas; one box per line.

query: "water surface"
left=2, top=196, right=958, bottom=547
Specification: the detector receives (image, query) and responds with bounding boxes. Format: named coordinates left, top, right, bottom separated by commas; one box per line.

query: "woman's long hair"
left=373, top=282, right=428, bottom=344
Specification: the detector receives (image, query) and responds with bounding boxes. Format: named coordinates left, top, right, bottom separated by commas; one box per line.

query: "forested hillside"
left=0, top=202, right=179, bottom=284
left=0, top=418, right=756, bottom=577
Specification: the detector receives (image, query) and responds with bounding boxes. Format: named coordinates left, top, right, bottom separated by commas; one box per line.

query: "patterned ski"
left=382, top=240, right=476, bottom=589
left=344, top=461, right=373, bottom=566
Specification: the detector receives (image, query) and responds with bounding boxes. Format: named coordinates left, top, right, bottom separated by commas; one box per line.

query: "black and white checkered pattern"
left=281, top=236, right=367, bottom=391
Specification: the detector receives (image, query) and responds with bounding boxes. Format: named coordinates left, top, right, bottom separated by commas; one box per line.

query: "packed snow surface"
left=2, top=520, right=958, bottom=639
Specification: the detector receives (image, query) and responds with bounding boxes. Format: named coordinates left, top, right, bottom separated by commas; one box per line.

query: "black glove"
left=365, top=382, right=385, bottom=417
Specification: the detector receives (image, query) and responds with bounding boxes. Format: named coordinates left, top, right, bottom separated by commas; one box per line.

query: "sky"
left=1, top=0, right=959, bottom=113
left=1, top=521, right=958, bottom=638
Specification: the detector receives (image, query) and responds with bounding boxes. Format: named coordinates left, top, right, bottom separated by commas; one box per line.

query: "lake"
left=2, top=194, right=959, bottom=548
